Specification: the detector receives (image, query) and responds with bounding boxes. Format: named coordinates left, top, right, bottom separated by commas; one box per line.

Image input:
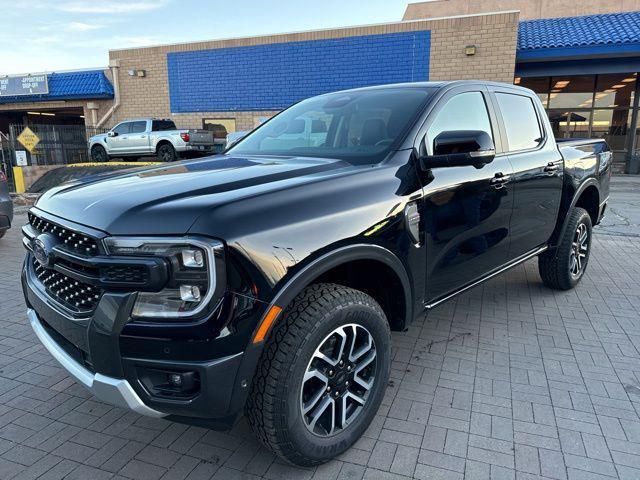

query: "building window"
left=594, top=73, right=636, bottom=108
left=203, top=118, right=236, bottom=140
left=518, top=77, right=550, bottom=107
left=517, top=73, right=640, bottom=172
left=548, top=76, right=595, bottom=109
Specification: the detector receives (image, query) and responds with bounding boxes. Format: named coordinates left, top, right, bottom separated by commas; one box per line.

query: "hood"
left=90, top=133, right=107, bottom=142
left=35, top=155, right=356, bottom=235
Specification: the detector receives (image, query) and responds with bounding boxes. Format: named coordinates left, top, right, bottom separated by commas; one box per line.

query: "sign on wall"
left=15, top=151, right=28, bottom=167
left=0, top=74, right=48, bottom=96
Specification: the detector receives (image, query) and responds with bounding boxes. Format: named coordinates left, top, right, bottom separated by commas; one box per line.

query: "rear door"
left=488, top=87, right=563, bottom=259
left=418, top=86, right=515, bottom=304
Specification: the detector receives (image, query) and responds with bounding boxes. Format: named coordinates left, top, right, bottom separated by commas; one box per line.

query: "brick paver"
left=2, top=212, right=640, bottom=479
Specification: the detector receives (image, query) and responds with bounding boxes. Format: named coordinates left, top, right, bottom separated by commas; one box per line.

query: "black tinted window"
left=496, top=93, right=543, bottom=151
left=426, top=92, right=493, bottom=154
left=229, top=87, right=434, bottom=164
left=112, top=123, right=130, bottom=135
left=152, top=120, right=176, bottom=131
left=130, top=121, right=147, bottom=133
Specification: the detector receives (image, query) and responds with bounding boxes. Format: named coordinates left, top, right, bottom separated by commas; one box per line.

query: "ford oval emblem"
left=33, top=233, right=58, bottom=268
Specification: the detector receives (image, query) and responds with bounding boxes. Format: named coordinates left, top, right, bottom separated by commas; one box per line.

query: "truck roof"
left=323, top=80, right=533, bottom=96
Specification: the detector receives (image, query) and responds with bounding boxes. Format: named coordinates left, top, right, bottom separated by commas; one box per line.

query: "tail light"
left=180, top=132, right=190, bottom=142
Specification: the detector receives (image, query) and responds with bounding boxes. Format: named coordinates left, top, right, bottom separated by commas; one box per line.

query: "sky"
left=0, top=0, right=412, bottom=75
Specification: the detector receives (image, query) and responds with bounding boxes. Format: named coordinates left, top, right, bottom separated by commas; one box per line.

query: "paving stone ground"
left=1, top=183, right=640, bottom=479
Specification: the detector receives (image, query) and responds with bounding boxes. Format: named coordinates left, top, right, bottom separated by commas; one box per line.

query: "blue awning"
left=0, top=69, right=114, bottom=105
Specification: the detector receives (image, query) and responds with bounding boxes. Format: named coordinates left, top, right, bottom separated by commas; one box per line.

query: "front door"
left=420, top=89, right=515, bottom=304
left=123, top=120, right=150, bottom=154
left=106, top=122, right=131, bottom=154
left=490, top=89, right=563, bottom=258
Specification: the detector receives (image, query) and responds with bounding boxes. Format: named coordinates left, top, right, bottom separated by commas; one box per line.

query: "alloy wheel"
left=300, top=324, right=377, bottom=437
left=569, top=222, right=589, bottom=277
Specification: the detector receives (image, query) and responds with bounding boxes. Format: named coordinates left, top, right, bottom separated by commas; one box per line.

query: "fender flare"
left=553, top=178, right=600, bottom=252
left=227, top=244, right=414, bottom=415
left=269, top=243, right=413, bottom=328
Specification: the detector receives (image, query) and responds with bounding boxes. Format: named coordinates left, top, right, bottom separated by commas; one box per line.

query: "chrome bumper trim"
left=28, top=309, right=166, bottom=418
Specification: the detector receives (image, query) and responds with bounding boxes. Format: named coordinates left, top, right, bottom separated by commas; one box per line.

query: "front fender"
left=267, top=243, right=412, bottom=325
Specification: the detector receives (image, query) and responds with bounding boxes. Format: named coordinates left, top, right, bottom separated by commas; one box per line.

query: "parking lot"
left=0, top=179, right=639, bottom=480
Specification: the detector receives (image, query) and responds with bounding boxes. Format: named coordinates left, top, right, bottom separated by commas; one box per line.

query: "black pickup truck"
left=22, top=81, right=611, bottom=466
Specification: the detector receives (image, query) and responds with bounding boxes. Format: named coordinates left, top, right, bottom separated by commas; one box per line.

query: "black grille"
left=28, top=212, right=100, bottom=256
left=33, top=258, right=103, bottom=313
left=102, top=265, right=148, bottom=283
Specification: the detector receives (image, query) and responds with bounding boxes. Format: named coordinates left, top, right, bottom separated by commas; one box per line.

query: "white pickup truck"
left=89, top=118, right=218, bottom=162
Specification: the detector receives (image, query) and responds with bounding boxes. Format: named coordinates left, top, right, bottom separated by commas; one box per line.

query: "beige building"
left=404, top=0, right=640, bottom=21
left=106, top=11, right=518, bottom=132
left=2, top=0, right=640, bottom=173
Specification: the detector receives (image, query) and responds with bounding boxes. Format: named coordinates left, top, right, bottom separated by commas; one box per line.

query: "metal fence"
left=6, top=123, right=109, bottom=167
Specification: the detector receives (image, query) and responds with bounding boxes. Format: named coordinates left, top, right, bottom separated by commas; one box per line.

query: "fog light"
left=180, top=285, right=201, bottom=302
left=182, top=249, right=204, bottom=268
left=168, top=373, right=182, bottom=386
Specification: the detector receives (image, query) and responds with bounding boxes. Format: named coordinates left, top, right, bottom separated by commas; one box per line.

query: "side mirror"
left=107, top=131, right=117, bottom=137
left=419, top=130, right=495, bottom=170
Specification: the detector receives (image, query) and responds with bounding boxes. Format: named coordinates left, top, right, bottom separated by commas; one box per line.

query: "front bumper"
left=28, top=308, right=165, bottom=418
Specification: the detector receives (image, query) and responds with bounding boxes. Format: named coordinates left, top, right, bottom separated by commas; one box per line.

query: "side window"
left=426, top=92, right=493, bottom=154
left=130, top=121, right=147, bottom=133
left=112, top=122, right=130, bottom=135
left=495, top=93, right=543, bottom=151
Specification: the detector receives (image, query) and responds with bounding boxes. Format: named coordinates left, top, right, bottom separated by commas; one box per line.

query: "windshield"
left=228, top=87, right=434, bottom=164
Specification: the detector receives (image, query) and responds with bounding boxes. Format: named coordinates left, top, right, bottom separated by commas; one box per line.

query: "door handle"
left=544, top=162, right=560, bottom=174
left=490, top=172, right=510, bottom=189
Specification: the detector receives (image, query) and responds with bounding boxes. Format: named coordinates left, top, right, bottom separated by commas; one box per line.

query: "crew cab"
left=89, top=118, right=217, bottom=162
left=23, top=81, right=610, bottom=466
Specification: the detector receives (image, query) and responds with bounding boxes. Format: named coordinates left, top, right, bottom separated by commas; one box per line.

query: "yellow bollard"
left=12, top=166, right=25, bottom=193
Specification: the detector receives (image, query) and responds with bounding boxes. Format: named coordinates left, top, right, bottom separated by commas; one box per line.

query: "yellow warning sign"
left=17, top=127, right=40, bottom=153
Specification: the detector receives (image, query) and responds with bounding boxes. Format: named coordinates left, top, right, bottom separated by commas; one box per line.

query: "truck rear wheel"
left=246, top=283, right=391, bottom=466
left=538, top=207, right=592, bottom=290
left=91, top=145, right=108, bottom=163
left=157, top=143, right=177, bottom=162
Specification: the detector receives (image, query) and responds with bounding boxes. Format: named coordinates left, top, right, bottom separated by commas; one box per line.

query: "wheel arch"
left=268, top=244, right=413, bottom=332
left=552, top=178, right=600, bottom=253
left=155, top=139, right=174, bottom=153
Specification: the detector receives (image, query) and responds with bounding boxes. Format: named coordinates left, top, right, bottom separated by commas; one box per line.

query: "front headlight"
left=103, top=237, right=220, bottom=319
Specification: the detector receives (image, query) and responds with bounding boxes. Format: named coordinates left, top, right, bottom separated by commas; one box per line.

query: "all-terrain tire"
left=91, top=145, right=108, bottom=163
left=538, top=207, right=592, bottom=290
left=246, top=283, right=391, bottom=466
left=157, top=143, right=177, bottom=162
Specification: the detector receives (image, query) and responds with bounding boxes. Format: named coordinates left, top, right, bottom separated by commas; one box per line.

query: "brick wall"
left=403, top=0, right=640, bottom=21
left=429, top=13, right=518, bottom=82
left=108, top=11, right=518, bottom=129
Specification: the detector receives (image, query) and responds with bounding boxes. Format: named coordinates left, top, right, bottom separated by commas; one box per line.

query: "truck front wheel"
left=91, top=145, right=108, bottom=163
left=538, top=207, right=592, bottom=290
left=246, top=283, right=391, bottom=466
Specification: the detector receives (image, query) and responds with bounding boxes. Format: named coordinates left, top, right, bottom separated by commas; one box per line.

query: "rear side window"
left=152, top=120, right=177, bottom=131
left=496, top=93, right=543, bottom=151
left=130, top=121, right=147, bottom=133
